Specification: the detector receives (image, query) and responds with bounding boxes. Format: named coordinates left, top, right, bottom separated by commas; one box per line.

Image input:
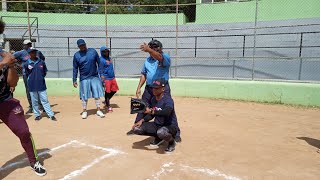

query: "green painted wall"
left=13, top=78, right=320, bottom=107
left=0, top=11, right=186, bottom=26
left=196, top=0, right=320, bottom=24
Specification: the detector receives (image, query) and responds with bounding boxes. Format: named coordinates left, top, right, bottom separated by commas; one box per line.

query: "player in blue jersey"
left=73, top=39, right=105, bottom=119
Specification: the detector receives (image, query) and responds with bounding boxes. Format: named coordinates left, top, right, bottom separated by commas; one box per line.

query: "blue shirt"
left=141, top=53, right=170, bottom=85
left=99, top=57, right=115, bottom=80
left=0, top=48, right=12, bottom=102
left=13, top=49, right=45, bottom=75
left=150, top=95, right=178, bottom=127
left=23, top=58, right=47, bottom=92
left=73, top=48, right=100, bottom=82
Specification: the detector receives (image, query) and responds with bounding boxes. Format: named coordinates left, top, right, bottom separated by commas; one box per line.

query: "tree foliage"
left=5, top=0, right=196, bottom=22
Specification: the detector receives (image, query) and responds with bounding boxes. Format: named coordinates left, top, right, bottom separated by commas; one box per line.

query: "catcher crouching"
left=131, top=79, right=178, bottom=153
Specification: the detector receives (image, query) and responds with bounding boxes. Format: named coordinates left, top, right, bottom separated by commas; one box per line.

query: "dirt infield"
left=1, top=96, right=320, bottom=180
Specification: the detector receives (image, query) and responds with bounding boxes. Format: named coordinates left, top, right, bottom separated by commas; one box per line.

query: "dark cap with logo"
left=151, top=79, right=166, bottom=88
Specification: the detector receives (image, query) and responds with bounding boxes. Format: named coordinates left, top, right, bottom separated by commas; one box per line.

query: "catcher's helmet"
left=148, top=39, right=163, bottom=48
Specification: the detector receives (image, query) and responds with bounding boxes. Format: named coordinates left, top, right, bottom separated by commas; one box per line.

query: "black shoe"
left=31, top=161, right=47, bottom=176
left=165, top=141, right=176, bottom=153
left=150, top=137, right=164, bottom=147
left=50, top=116, right=57, bottom=121
left=175, top=136, right=182, bottom=143
left=26, top=108, right=33, bottom=114
left=126, top=129, right=135, bottom=136
left=35, top=116, right=41, bottom=121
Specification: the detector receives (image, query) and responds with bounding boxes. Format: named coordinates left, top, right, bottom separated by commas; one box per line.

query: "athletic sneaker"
left=50, top=116, right=57, bottom=121
left=108, top=107, right=113, bottom=113
left=165, top=141, right=176, bottom=153
left=31, top=161, right=47, bottom=176
left=175, top=136, right=182, bottom=143
left=81, top=112, right=88, bottom=119
left=35, top=116, right=41, bottom=121
left=96, top=110, right=105, bottom=118
left=126, top=129, right=135, bottom=136
left=150, top=137, right=164, bottom=147
left=26, top=108, right=33, bottom=114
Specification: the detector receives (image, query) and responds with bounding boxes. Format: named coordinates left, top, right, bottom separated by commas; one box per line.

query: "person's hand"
left=132, top=119, right=144, bottom=129
left=73, top=82, right=78, bottom=88
left=145, top=107, right=152, bottom=114
left=136, top=88, right=141, bottom=98
left=1, top=53, right=16, bottom=66
left=10, top=87, right=15, bottom=93
left=101, top=76, right=105, bottom=81
left=140, top=42, right=151, bottom=52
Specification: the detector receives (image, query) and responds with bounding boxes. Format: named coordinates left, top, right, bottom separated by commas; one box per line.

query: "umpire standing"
left=127, top=39, right=181, bottom=143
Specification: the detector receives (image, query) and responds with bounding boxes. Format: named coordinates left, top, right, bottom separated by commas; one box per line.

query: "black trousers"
left=133, top=122, right=177, bottom=142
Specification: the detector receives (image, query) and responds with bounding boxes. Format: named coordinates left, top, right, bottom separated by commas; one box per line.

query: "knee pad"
left=133, top=127, right=144, bottom=135
left=157, top=127, right=171, bottom=141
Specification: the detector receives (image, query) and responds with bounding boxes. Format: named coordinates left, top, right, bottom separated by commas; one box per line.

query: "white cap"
left=23, top=40, right=32, bottom=45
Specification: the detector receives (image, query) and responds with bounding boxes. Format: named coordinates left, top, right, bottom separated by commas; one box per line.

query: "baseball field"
left=1, top=95, right=319, bottom=180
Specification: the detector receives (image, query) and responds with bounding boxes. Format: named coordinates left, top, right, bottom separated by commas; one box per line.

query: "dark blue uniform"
left=133, top=95, right=178, bottom=142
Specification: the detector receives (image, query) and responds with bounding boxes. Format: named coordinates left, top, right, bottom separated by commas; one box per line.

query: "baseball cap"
left=151, top=79, right=166, bottom=88
left=23, top=40, right=32, bottom=45
left=77, top=39, right=86, bottom=46
left=27, top=47, right=38, bottom=53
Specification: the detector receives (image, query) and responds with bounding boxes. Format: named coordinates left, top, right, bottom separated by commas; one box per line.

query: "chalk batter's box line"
left=0, top=140, right=124, bottom=180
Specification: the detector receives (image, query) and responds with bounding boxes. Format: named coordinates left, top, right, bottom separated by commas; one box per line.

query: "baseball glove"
left=130, top=98, right=148, bottom=114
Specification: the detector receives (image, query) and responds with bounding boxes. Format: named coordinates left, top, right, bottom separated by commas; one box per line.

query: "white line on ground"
left=180, top=165, right=241, bottom=180
left=0, top=140, right=76, bottom=172
left=59, top=151, right=120, bottom=180
left=0, top=140, right=123, bottom=180
left=152, top=162, right=174, bottom=180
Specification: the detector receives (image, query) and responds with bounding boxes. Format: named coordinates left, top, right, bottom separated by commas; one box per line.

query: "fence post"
left=57, top=58, right=60, bottom=78
left=67, top=37, right=70, bottom=55
left=298, top=33, right=303, bottom=80
left=251, top=0, right=259, bottom=80
left=242, top=35, right=246, bottom=57
left=104, top=0, right=108, bottom=46
left=175, top=0, right=179, bottom=78
left=194, top=36, right=197, bottom=57
left=26, top=0, right=32, bottom=40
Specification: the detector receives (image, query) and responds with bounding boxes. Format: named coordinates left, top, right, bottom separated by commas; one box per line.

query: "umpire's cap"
left=148, top=39, right=163, bottom=48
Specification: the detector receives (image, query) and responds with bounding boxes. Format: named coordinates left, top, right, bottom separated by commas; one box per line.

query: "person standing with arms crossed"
left=127, top=40, right=181, bottom=143
left=24, top=47, right=56, bottom=121
left=14, top=39, right=45, bottom=114
left=73, top=39, right=105, bottom=119
left=0, top=20, right=47, bottom=176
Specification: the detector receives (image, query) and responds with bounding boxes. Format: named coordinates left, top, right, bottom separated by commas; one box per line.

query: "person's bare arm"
left=140, top=43, right=163, bottom=62
left=136, top=74, right=146, bottom=98
left=7, top=66, right=19, bottom=88
left=0, top=52, right=16, bottom=69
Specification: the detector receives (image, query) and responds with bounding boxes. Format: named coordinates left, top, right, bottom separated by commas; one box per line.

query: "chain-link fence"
left=1, top=0, right=320, bottom=82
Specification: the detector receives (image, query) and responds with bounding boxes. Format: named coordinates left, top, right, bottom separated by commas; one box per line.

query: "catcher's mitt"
left=130, top=98, right=148, bottom=114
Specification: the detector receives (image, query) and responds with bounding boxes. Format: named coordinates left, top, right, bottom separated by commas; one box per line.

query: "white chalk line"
left=151, top=162, right=174, bottom=180
left=0, top=140, right=124, bottom=180
left=0, top=140, right=76, bottom=172
left=59, top=140, right=123, bottom=180
left=181, top=165, right=241, bottom=180
left=59, top=151, right=120, bottom=180
left=150, top=163, right=241, bottom=180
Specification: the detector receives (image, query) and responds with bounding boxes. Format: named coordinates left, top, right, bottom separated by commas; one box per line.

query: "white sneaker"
left=82, top=112, right=88, bottom=119
left=96, top=110, right=105, bottom=118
